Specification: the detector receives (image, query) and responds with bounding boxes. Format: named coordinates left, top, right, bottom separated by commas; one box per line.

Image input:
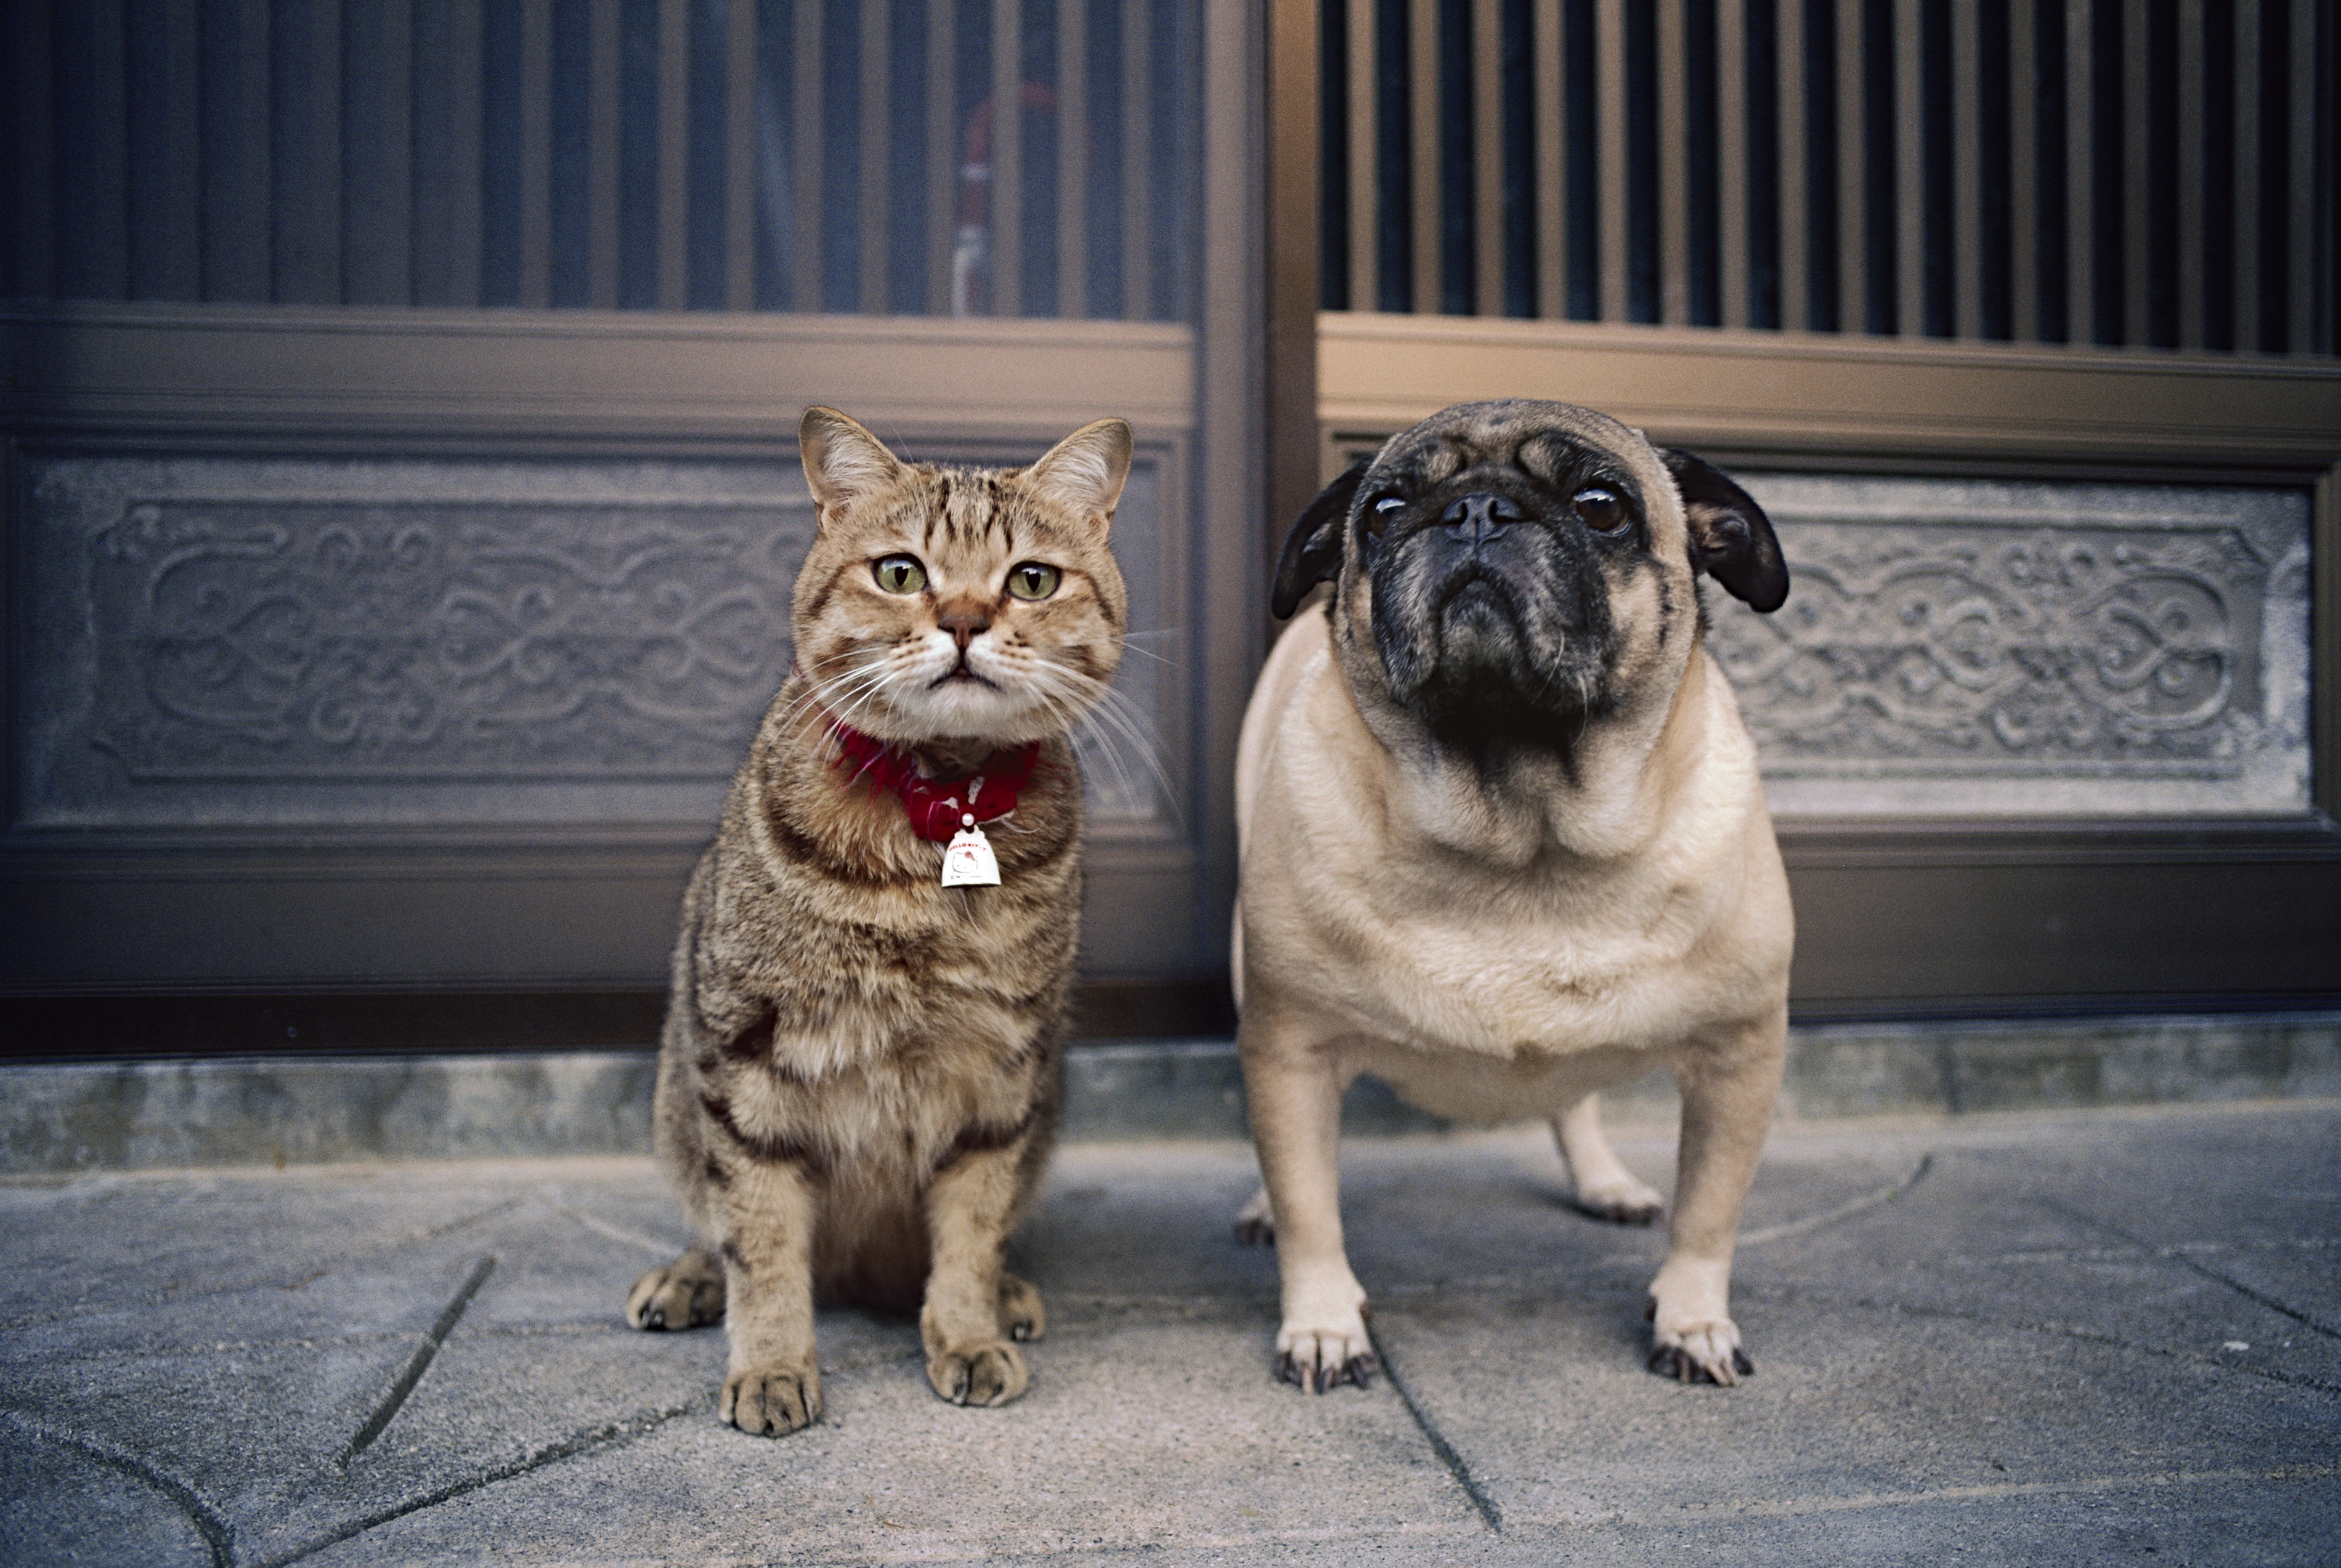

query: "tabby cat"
left=626, top=405, right=1132, bottom=1436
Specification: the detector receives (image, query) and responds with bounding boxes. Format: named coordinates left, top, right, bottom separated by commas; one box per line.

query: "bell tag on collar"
left=940, top=812, right=1002, bottom=887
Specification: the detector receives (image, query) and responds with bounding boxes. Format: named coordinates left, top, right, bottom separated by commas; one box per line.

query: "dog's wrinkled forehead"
left=1367, top=399, right=1665, bottom=499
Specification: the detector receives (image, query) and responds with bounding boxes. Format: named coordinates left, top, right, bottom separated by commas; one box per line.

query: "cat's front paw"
left=625, top=1250, right=725, bottom=1330
left=927, top=1340, right=1029, bottom=1407
left=997, top=1272, right=1046, bottom=1343
left=721, top=1362, right=822, bottom=1436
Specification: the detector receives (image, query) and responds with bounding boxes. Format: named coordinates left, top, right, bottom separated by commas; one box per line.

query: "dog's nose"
left=1440, top=492, right=1523, bottom=547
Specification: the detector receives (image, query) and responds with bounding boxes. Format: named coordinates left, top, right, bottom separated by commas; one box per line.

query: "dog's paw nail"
left=1732, top=1348, right=1754, bottom=1377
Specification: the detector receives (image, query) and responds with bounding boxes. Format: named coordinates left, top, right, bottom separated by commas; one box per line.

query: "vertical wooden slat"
left=70, top=0, right=132, bottom=299
left=2064, top=0, right=2091, bottom=341
left=343, top=0, right=413, bottom=305
left=1836, top=0, right=1864, bottom=331
left=1122, top=0, right=1154, bottom=317
left=926, top=0, right=958, bottom=313
left=1058, top=0, right=1090, bottom=317
left=1952, top=0, right=1981, bottom=339
left=413, top=0, right=482, bottom=305
left=2122, top=0, right=2148, bottom=346
left=859, top=0, right=891, bottom=310
left=2231, top=0, right=2259, bottom=351
left=521, top=0, right=554, bottom=306
left=790, top=0, right=824, bottom=310
left=724, top=0, right=756, bottom=309
left=1267, top=0, right=1321, bottom=523
left=2010, top=0, right=2037, bottom=341
left=140, top=0, right=205, bottom=299
left=1408, top=0, right=1438, bottom=311
left=1348, top=0, right=1379, bottom=313
left=992, top=0, right=1024, bottom=314
left=1657, top=0, right=1688, bottom=323
left=208, top=0, right=274, bottom=302
left=450, top=0, right=485, bottom=307
left=1472, top=0, right=1503, bottom=315
left=2175, top=0, right=2202, bottom=347
left=588, top=0, right=620, bottom=306
left=1894, top=0, right=1922, bottom=335
left=1596, top=0, right=1628, bottom=321
left=1532, top=0, right=1563, bottom=317
left=657, top=0, right=689, bottom=309
left=321, top=0, right=347, bottom=300
left=1718, top=0, right=1748, bottom=328
left=10, top=1, right=55, bottom=297
left=1777, top=0, right=1807, bottom=330
left=2284, top=0, right=2316, bottom=352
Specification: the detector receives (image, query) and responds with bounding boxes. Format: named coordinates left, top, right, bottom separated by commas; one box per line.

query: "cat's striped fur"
left=627, top=406, right=1131, bottom=1436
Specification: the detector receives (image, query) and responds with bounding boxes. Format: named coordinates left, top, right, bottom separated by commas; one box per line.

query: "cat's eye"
left=872, top=554, right=927, bottom=594
left=1005, top=562, right=1061, bottom=601
left=1573, top=487, right=1629, bottom=533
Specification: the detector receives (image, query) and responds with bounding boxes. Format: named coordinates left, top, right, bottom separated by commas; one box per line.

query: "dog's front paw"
left=928, top=1340, right=1030, bottom=1407
left=997, top=1273, right=1046, bottom=1343
left=1645, top=1305, right=1753, bottom=1386
left=721, top=1362, right=822, bottom=1435
left=1274, top=1314, right=1376, bottom=1393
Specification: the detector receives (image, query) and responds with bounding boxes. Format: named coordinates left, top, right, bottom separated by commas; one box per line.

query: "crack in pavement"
left=256, top=1400, right=704, bottom=1568
left=0, top=1406, right=237, bottom=1568
left=1739, top=1153, right=1934, bottom=1245
left=540, top=1189, right=693, bottom=1261
left=1730, top=1279, right=2341, bottom=1396
left=337, top=1254, right=498, bottom=1468
left=1363, top=1320, right=1504, bottom=1534
left=0, top=1194, right=529, bottom=1335
left=2040, top=1195, right=2341, bottom=1342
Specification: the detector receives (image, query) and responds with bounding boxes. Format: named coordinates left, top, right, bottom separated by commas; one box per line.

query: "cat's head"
left=792, top=406, right=1132, bottom=749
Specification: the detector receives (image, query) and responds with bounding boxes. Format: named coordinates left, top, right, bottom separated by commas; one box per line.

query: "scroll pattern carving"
left=1706, top=520, right=2274, bottom=775
left=90, top=500, right=811, bottom=778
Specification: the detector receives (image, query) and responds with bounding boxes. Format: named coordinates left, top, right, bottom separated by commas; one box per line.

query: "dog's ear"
left=1271, top=458, right=1369, bottom=619
left=1661, top=450, right=1788, bottom=613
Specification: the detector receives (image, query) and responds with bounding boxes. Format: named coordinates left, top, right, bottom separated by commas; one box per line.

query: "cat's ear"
left=800, top=406, right=906, bottom=528
left=1023, top=418, right=1134, bottom=540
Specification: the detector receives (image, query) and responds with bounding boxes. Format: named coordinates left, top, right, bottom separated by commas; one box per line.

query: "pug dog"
left=1232, top=398, right=1792, bottom=1389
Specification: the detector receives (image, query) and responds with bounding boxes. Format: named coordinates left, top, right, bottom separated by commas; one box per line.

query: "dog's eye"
left=1367, top=494, right=1405, bottom=528
left=1573, top=487, right=1629, bottom=533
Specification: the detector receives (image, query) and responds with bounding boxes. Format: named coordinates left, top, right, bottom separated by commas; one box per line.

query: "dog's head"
left=1272, top=400, right=1785, bottom=759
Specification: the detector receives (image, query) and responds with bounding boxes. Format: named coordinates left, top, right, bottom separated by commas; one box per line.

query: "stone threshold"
left=1, top=1012, right=2335, bottom=1173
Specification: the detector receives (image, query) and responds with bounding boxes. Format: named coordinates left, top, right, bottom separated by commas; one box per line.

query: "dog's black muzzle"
left=1371, top=490, right=1617, bottom=744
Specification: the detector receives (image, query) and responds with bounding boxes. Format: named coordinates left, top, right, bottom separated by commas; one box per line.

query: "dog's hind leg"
left=1232, top=1185, right=1276, bottom=1245
left=1551, top=1095, right=1664, bottom=1225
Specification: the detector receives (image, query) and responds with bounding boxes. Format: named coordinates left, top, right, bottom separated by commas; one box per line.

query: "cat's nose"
left=937, top=600, right=991, bottom=650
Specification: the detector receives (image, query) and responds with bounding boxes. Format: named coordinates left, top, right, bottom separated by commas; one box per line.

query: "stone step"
left=3, top=1012, right=2335, bottom=1174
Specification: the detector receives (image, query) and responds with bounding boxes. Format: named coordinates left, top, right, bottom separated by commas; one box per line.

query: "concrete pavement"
left=1, top=1099, right=2335, bottom=1566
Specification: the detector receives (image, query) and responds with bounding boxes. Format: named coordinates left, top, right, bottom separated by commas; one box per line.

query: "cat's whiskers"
left=1016, top=657, right=1175, bottom=823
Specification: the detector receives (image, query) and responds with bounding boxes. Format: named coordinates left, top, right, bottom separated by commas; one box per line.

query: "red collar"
left=824, top=719, right=1042, bottom=843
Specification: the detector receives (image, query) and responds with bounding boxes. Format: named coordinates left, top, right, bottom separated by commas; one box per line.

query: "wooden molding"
left=1318, top=312, right=2341, bottom=469
left=1, top=302, right=1199, bottom=444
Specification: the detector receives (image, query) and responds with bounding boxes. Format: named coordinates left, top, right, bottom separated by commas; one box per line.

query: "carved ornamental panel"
left=89, top=498, right=805, bottom=780
left=1709, top=476, right=2313, bottom=816
left=20, top=454, right=1170, bottom=830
